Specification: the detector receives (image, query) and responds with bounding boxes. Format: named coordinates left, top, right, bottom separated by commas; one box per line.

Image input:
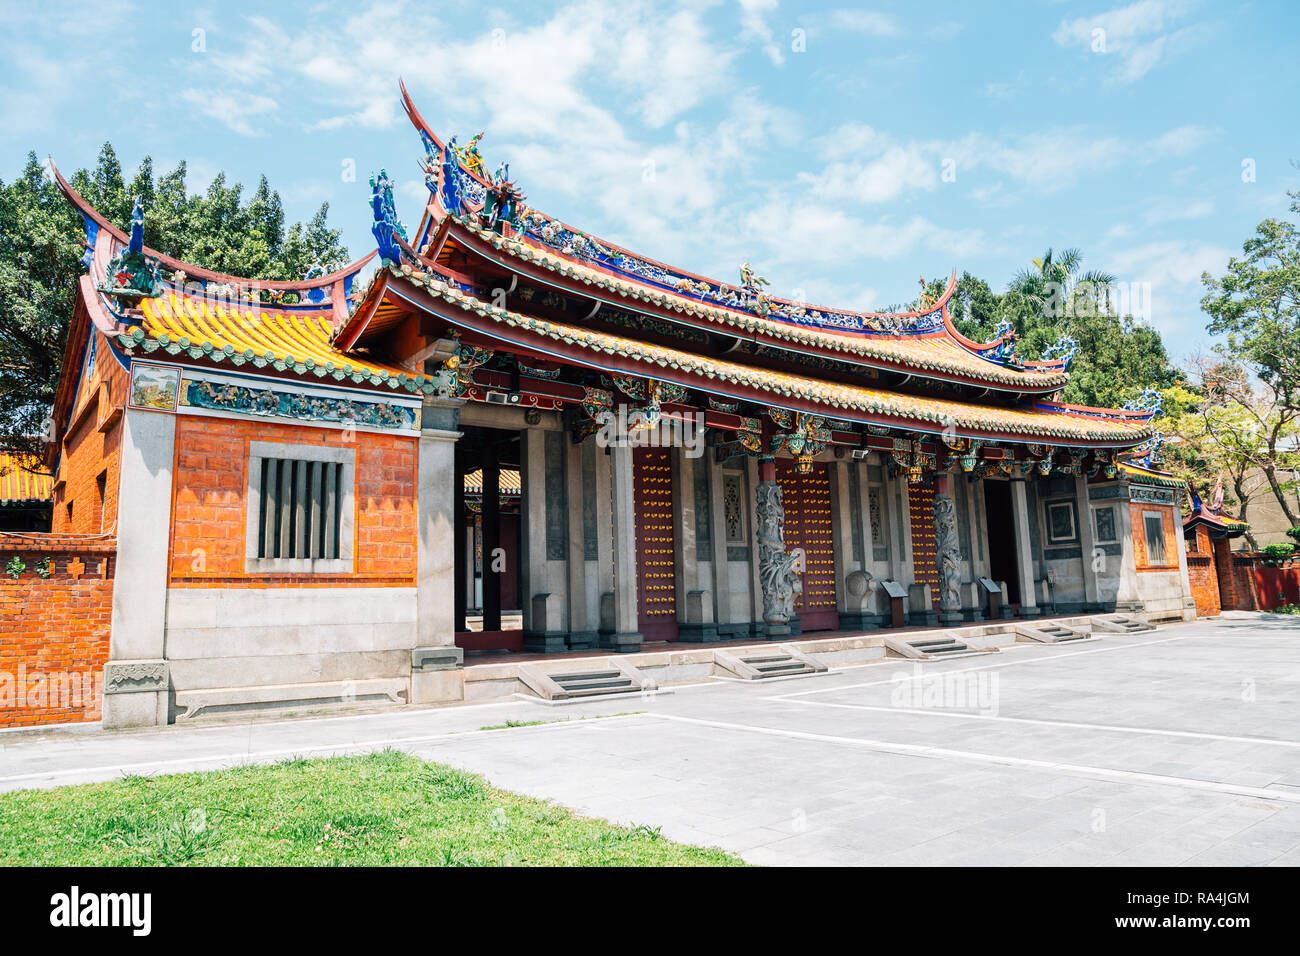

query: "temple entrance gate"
left=775, top=459, right=839, bottom=631
left=633, top=446, right=678, bottom=641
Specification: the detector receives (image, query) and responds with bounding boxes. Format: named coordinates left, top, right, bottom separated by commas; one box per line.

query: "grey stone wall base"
left=1018, top=606, right=1043, bottom=618
left=938, top=611, right=965, bottom=628
left=960, top=607, right=983, bottom=622
left=765, top=623, right=793, bottom=639
left=103, top=689, right=168, bottom=729
left=411, top=646, right=463, bottom=672
left=566, top=631, right=597, bottom=650
left=837, top=612, right=880, bottom=631
left=677, top=623, right=720, bottom=643
left=786, top=617, right=803, bottom=638
left=998, top=607, right=1016, bottom=619
left=908, top=611, right=939, bottom=628
left=599, top=631, right=643, bottom=653
left=523, top=632, right=570, bottom=654
left=104, top=659, right=169, bottom=694
left=1115, top=600, right=1146, bottom=613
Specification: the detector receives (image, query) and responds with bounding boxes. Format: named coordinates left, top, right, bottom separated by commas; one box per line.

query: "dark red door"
left=776, top=459, right=839, bottom=631
left=634, top=447, right=678, bottom=641
left=908, top=478, right=940, bottom=609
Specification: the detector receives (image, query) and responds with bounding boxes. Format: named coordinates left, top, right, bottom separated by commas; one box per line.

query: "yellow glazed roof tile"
left=119, top=291, right=432, bottom=392
left=0, top=453, right=53, bottom=504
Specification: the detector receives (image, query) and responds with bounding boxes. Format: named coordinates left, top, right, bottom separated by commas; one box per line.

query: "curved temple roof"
left=49, top=159, right=429, bottom=394
left=414, top=215, right=1070, bottom=392
left=378, top=262, right=1153, bottom=447
left=398, top=81, right=1069, bottom=390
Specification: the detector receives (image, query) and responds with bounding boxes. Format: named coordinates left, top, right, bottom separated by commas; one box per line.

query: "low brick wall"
left=0, top=535, right=115, bottom=728
left=1186, top=553, right=1220, bottom=617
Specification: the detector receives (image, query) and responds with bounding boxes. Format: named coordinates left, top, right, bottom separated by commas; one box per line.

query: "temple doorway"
left=776, top=459, right=839, bottom=631
left=455, top=425, right=523, bottom=652
left=983, top=479, right=1021, bottom=606
left=633, top=446, right=678, bottom=641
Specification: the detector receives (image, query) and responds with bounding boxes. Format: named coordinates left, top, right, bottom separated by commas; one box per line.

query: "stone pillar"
left=603, top=443, right=642, bottom=652
left=411, top=397, right=465, bottom=703
left=933, top=473, right=964, bottom=628
left=1113, top=486, right=1144, bottom=612
left=103, top=407, right=176, bottom=729
left=1010, top=478, right=1040, bottom=617
left=565, top=439, right=595, bottom=649
left=1172, top=505, right=1197, bottom=621
left=1075, top=474, right=1102, bottom=612
left=521, top=426, right=568, bottom=653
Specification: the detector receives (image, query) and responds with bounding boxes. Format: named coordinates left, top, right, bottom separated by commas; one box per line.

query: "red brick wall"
left=1186, top=526, right=1221, bottom=617
left=1214, top=538, right=1259, bottom=610
left=0, top=537, right=115, bottom=728
left=51, top=330, right=126, bottom=536
left=168, top=415, right=417, bottom=587
left=1131, top=502, right=1179, bottom=572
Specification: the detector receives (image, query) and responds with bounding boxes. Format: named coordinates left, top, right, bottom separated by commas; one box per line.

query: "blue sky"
left=3, top=0, right=1297, bottom=361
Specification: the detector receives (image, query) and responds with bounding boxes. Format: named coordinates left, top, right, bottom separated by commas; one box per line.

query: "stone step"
left=555, top=682, right=643, bottom=699
left=925, top=643, right=969, bottom=653
left=554, top=677, right=634, bottom=692
left=550, top=670, right=622, bottom=683
left=910, top=639, right=954, bottom=648
left=742, top=655, right=794, bottom=664
left=755, top=661, right=810, bottom=673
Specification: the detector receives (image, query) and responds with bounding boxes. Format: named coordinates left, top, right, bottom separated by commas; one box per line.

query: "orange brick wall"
left=1216, top=538, right=1259, bottom=610
left=1131, top=502, right=1179, bottom=572
left=168, top=415, right=418, bottom=587
left=51, top=330, right=126, bottom=536
left=0, top=538, right=115, bottom=728
left=1186, top=527, right=1220, bottom=617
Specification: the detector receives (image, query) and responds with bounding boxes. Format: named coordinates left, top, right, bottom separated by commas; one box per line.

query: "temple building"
left=31, top=82, right=1199, bottom=728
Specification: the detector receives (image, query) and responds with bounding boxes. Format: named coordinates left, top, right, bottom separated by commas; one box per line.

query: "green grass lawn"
left=0, top=750, right=744, bottom=866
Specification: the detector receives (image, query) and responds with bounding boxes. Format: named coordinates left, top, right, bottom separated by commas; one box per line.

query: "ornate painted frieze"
left=180, top=377, right=417, bottom=430
left=1130, top=485, right=1177, bottom=505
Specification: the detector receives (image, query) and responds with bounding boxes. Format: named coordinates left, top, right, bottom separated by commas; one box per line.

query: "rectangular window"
left=1093, top=505, right=1117, bottom=543
left=1143, top=511, right=1168, bottom=567
left=95, top=471, right=107, bottom=533
left=1045, top=500, right=1078, bottom=543
left=868, top=485, right=889, bottom=561
left=723, top=473, right=745, bottom=543
left=246, top=442, right=354, bottom=573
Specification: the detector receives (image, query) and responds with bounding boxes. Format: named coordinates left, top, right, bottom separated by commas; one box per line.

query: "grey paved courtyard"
left=3, top=612, right=1298, bottom=866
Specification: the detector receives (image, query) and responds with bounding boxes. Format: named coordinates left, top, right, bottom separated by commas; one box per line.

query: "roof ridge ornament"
left=1041, top=333, right=1079, bottom=370
left=97, top=195, right=162, bottom=313
left=369, top=169, right=406, bottom=266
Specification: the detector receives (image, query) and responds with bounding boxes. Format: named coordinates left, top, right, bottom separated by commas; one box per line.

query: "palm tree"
left=1010, top=247, right=1115, bottom=318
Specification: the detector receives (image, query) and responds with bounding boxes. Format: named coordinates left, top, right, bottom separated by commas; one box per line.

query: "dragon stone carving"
left=932, top=491, right=963, bottom=613
left=756, top=480, right=801, bottom=625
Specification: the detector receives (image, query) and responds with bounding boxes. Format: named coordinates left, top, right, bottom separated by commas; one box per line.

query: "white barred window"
left=246, top=442, right=355, bottom=573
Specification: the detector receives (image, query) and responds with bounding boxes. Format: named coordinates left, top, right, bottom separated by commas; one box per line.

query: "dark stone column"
left=482, top=443, right=502, bottom=633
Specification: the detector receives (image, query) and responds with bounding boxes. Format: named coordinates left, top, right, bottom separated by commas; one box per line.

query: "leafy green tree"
left=0, top=144, right=351, bottom=463
left=920, top=249, right=1180, bottom=409
left=1200, top=190, right=1300, bottom=523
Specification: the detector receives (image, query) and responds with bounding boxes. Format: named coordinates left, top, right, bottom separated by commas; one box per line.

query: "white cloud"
left=180, top=89, right=279, bottom=137
left=737, top=0, right=785, bottom=66
left=1052, top=0, right=1199, bottom=84
left=829, top=10, right=901, bottom=36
